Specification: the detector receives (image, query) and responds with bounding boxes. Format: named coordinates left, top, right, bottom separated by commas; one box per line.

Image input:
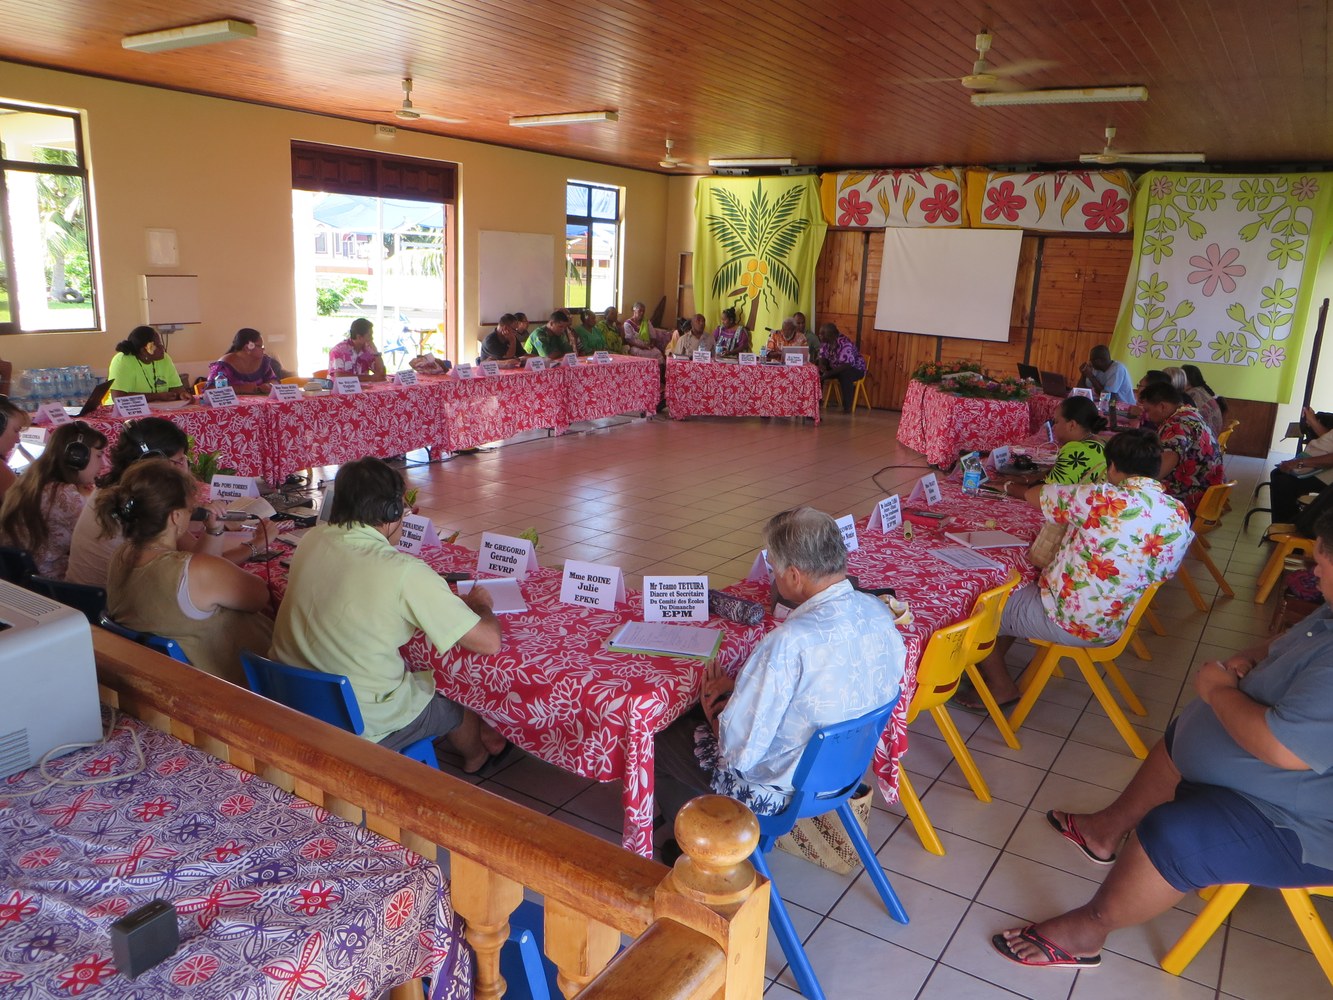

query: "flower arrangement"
left=910, top=359, right=984, bottom=383
left=946, top=373, right=1032, bottom=400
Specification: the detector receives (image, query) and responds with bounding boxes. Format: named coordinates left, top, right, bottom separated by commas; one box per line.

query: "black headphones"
left=383, top=493, right=405, bottom=523
left=64, top=422, right=93, bottom=472
left=123, top=420, right=169, bottom=461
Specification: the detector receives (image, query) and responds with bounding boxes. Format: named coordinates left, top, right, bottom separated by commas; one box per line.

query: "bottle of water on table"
left=961, top=451, right=984, bottom=496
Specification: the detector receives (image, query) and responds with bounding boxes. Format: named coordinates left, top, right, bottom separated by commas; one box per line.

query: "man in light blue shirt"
left=1079, top=345, right=1136, bottom=403
left=654, top=507, right=906, bottom=850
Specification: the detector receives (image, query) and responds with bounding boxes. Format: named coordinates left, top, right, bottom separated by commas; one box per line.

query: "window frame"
left=0, top=100, right=99, bottom=335
left=564, top=180, right=621, bottom=313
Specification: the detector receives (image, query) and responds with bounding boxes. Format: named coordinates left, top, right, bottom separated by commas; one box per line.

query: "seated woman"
left=573, top=309, right=607, bottom=354
left=993, top=507, right=1333, bottom=970
left=713, top=307, right=750, bottom=358
left=0, top=421, right=106, bottom=579
left=66, top=417, right=256, bottom=586
left=208, top=327, right=282, bottom=394
left=815, top=322, right=866, bottom=412
left=1043, top=396, right=1108, bottom=485
left=107, top=325, right=192, bottom=401
left=594, top=307, right=626, bottom=354
left=0, top=397, right=30, bottom=501
left=98, top=458, right=272, bottom=685
left=1179, top=363, right=1226, bottom=435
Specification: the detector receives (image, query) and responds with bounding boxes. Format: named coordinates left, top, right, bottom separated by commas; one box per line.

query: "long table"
left=664, top=359, right=821, bottom=422
left=1, top=712, right=471, bottom=998
left=897, top=379, right=1032, bottom=466
left=85, top=357, right=661, bottom=484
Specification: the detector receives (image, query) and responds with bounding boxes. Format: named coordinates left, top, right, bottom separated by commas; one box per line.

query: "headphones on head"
left=382, top=493, right=405, bottom=524
left=64, top=422, right=92, bottom=472
left=123, top=421, right=169, bottom=461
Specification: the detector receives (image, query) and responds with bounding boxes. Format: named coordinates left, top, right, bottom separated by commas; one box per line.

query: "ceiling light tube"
left=122, top=19, right=258, bottom=53
left=707, top=157, right=799, bottom=168
left=508, top=111, right=619, bottom=127
left=971, top=86, right=1149, bottom=108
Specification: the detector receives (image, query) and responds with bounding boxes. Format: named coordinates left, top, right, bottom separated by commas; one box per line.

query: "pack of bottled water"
left=11, top=366, right=100, bottom=411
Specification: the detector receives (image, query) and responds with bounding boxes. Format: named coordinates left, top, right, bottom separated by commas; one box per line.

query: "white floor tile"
left=877, top=822, right=1002, bottom=900
left=917, top=780, right=1027, bottom=849
left=1070, top=950, right=1216, bottom=999
left=917, top=963, right=1032, bottom=998
left=940, top=903, right=1080, bottom=1000
left=777, top=918, right=936, bottom=998
left=1219, top=927, right=1333, bottom=1000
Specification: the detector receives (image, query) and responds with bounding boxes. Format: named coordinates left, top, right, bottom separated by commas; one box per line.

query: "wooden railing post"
left=654, top=796, right=769, bottom=1000
left=545, top=900, right=621, bottom=997
left=451, top=855, right=524, bottom=1000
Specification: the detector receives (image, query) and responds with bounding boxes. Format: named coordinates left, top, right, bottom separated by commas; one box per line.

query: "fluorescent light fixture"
left=508, top=110, right=619, bottom=127
left=970, top=85, right=1149, bottom=108
left=122, top=19, right=258, bottom=53
left=707, top=157, right=799, bottom=168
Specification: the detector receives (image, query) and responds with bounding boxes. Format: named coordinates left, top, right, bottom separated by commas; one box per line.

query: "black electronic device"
left=110, top=899, right=179, bottom=979
left=1017, top=363, right=1040, bottom=381
left=443, top=572, right=473, bottom=583
left=1039, top=370, right=1070, bottom=396
left=77, top=380, right=114, bottom=417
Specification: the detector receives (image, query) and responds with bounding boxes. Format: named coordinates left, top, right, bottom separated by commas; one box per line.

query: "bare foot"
left=460, top=749, right=490, bottom=774
left=478, top=721, right=507, bottom=757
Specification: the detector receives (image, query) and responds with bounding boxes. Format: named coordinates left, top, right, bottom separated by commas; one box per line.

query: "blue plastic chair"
left=29, top=575, right=106, bottom=624
left=748, top=697, right=908, bottom=1000
left=239, top=650, right=438, bottom=767
left=0, top=545, right=36, bottom=587
left=98, top=616, right=191, bottom=663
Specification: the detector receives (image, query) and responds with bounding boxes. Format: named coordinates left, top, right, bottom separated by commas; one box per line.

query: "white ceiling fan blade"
left=989, top=57, right=1059, bottom=78
left=418, top=112, right=467, bottom=124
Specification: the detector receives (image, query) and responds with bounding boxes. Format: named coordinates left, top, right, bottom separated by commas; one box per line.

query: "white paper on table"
left=456, top=578, right=528, bottom=614
left=943, top=529, right=1026, bottom=550
left=608, top=621, right=723, bottom=659
left=931, top=546, right=1005, bottom=572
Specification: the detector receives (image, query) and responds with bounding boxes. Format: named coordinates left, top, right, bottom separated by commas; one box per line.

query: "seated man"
left=965, top=430, right=1193, bottom=709
left=1078, top=344, right=1136, bottom=404
left=993, top=507, right=1333, bottom=970
left=478, top=313, right=528, bottom=362
left=816, top=322, right=866, bottom=412
left=765, top=317, right=807, bottom=359
left=654, top=507, right=906, bottom=855
left=1270, top=405, right=1333, bottom=524
left=793, top=311, right=819, bottom=353
left=329, top=317, right=387, bottom=382
left=270, top=458, right=507, bottom=772
left=525, top=309, right=575, bottom=359
left=1139, top=382, right=1224, bottom=515
left=666, top=314, right=715, bottom=357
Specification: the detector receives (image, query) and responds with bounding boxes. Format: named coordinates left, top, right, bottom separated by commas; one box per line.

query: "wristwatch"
left=206, top=526, right=225, bottom=537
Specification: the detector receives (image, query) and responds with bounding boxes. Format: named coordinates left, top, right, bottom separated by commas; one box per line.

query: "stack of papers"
left=456, top=578, right=529, bottom=614
left=943, top=529, right=1026, bottom=549
left=607, top=622, right=724, bottom=660
left=931, top=547, right=1005, bottom=572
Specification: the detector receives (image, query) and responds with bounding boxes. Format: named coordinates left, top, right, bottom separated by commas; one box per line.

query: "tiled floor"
left=392, top=408, right=1332, bottom=999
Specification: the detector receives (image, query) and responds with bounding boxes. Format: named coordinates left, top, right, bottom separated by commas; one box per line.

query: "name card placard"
left=269, top=383, right=302, bottom=402
left=112, top=395, right=151, bottom=418
left=525, top=358, right=546, bottom=373
left=480, top=360, right=500, bottom=378
left=392, top=369, right=419, bottom=387
left=868, top=495, right=903, bottom=533
left=559, top=559, right=626, bottom=610
left=1069, top=387, right=1095, bottom=400
left=691, top=349, right=712, bottom=364
left=784, top=352, right=805, bottom=367
left=201, top=386, right=239, bottom=408
left=33, top=403, right=72, bottom=427
left=477, top=531, right=539, bottom=579
left=20, top=426, right=48, bottom=447
left=594, top=351, right=612, bottom=365
left=644, top=576, right=710, bottom=623
left=562, top=353, right=580, bottom=368
left=835, top=514, right=860, bottom=553
left=454, top=364, right=474, bottom=380
left=739, top=353, right=758, bottom=366
left=906, top=473, right=942, bottom=506
left=210, top=475, right=261, bottom=502
left=746, top=548, right=772, bottom=584
left=395, top=512, right=440, bottom=556
left=333, top=376, right=363, bottom=395
left=991, top=445, right=1012, bottom=469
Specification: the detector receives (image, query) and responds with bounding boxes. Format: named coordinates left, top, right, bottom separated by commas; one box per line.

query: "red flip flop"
left=1046, top=809, right=1116, bottom=865
left=992, top=924, right=1101, bottom=969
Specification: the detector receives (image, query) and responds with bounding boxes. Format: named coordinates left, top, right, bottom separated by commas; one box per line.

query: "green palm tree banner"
left=1111, top=171, right=1333, bottom=403
left=694, top=176, right=828, bottom=352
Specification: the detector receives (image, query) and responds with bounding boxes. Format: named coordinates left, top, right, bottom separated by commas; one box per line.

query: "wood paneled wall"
left=816, top=230, right=1133, bottom=411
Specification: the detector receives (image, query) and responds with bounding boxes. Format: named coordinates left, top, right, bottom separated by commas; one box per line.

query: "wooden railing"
left=92, top=630, right=769, bottom=999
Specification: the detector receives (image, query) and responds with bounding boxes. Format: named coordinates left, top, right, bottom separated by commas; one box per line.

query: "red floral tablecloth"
left=85, top=399, right=272, bottom=481
left=0, top=713, right=471, bottom=999
left=896, top=380, right=1031, bottom=466
left=1026, top=392, right=1064, bottom=433
left=665, top=360, right=821, bottom=422
left=564, top=357, right=660, bottom=424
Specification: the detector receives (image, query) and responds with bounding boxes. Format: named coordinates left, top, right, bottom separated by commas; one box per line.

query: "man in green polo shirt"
left=525, top=309, right=575, bottom=358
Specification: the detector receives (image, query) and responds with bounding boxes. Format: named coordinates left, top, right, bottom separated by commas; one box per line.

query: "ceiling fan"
left=372, top=77, right=466, bottom=125
left=1079, top=126, right=1205, bottom=164
left=898, top=31, right=1056, bottom=92
left=658, top=139, right=692, bottom=169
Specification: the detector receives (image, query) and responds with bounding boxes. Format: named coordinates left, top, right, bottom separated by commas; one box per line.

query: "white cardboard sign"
left=269, top=383, right=302, bottom=402
left=525, top=358, right=546, bottom=373
left=201, top=386, right=239, bottom=408
left=477, top=532, right=539, bottom=579
left=395, top=512, right=440, bottom=555
left=691, top=349, right=712, bottom=363
left=643, top=576, right=710, bottom=622
left=738, top=353, right=758, bottom=366
left=835, top=514, right=860, bottom=552
left=210, top=474, right=260, bottom=502
left=333, top=376, right=363, bottom=395
left=392, top=369, right=419, bottom=387
left=562, top=353, right=580, bottom=368
left=1069, top=387, right=1095, bottom=400
left=112, top=395, right=151, bottom=418
left=906, top=473, right=942, bottom=506
left=594, top=351, right=612, bottom=365
left=990, top=445, right=1012, bottom=469
left=33, top=403, right=71, bottom=427
left=867, top=495, right=903, bottom=533
left=480, top=360, right=500, bottom=378
left=454, top=364, right=474, bottom=380
left=20, top=426, right=48, bottom=447
left=559, top=559, right=626, bottom=610
left=784, top=352, right=804, bottom=367
left=746, top=548, right=772, bottom=584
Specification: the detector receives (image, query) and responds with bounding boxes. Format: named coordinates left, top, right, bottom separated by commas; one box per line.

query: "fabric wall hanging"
left=694, top=176, right=828, bottom=351
left=819, top=169, right=966, bottom=229
left=965, top=169, right=1134, bottom=234
left=1111, top=171, right=1333, bottom=402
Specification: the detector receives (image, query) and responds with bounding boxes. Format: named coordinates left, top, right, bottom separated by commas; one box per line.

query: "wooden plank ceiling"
left=1, top=0, right=1329, bottom=173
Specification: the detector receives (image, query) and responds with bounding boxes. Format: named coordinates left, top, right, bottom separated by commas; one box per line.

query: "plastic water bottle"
left=213, top=372, right=228, bottom=391
left=961, top=451, right=984, bottom=496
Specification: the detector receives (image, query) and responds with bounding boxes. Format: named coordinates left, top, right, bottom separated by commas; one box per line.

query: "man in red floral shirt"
left=963, top=430, right=1193, bottom=709
left=1139, top=382, right=1224, bottom=515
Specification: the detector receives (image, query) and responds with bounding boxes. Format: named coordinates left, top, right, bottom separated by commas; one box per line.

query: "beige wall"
left=0, top=61, right=670, bottom=371
left=661, top=175, right=700, bottom=315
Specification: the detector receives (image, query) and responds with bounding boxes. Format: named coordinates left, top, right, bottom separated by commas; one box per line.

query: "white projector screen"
left=874, top=228, right=1023, bottom=342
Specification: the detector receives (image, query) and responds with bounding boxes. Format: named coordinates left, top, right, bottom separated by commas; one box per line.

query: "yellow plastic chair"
left=1216, top=418, right=1240, bottom=452
left=1008, top=582, right=1162, bottom=759
left=1256, top=532, right=1317, bottom=604
left=897, top=610, right=986, bottom=856
left=280, top=375, right=310, bottom=386
left=823, top=376, right=871, bottom=413
left=312, top=368, right=330, bottom=379
left=1176, top=481, right=1237, bottom=612
left=960, top=570, right=1023, bottom=750
left=1161, top=884, right=1333, bottom=986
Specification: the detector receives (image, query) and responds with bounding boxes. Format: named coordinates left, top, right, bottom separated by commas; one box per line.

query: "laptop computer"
left=1017, top=363, right=1040, bottom=382
left=1039, top=370, right=1070, bottom=396
left=74, top=379, right=114, bottom=417
left=780, top=346, right=810, bottom=364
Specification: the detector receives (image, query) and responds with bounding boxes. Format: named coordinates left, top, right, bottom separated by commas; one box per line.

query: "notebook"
left=943, top=529, right=1027, bottom=549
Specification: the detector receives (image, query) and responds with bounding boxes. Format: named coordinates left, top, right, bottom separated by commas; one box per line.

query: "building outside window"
left=565, top=181, right=620, bottom=312
left=0, top=102, right=98, bottom=333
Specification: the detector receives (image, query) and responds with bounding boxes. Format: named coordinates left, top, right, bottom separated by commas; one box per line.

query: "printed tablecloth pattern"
left=665, top=361, right=821, bottom=421
left=896, top=380, right=1032, bottom=466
